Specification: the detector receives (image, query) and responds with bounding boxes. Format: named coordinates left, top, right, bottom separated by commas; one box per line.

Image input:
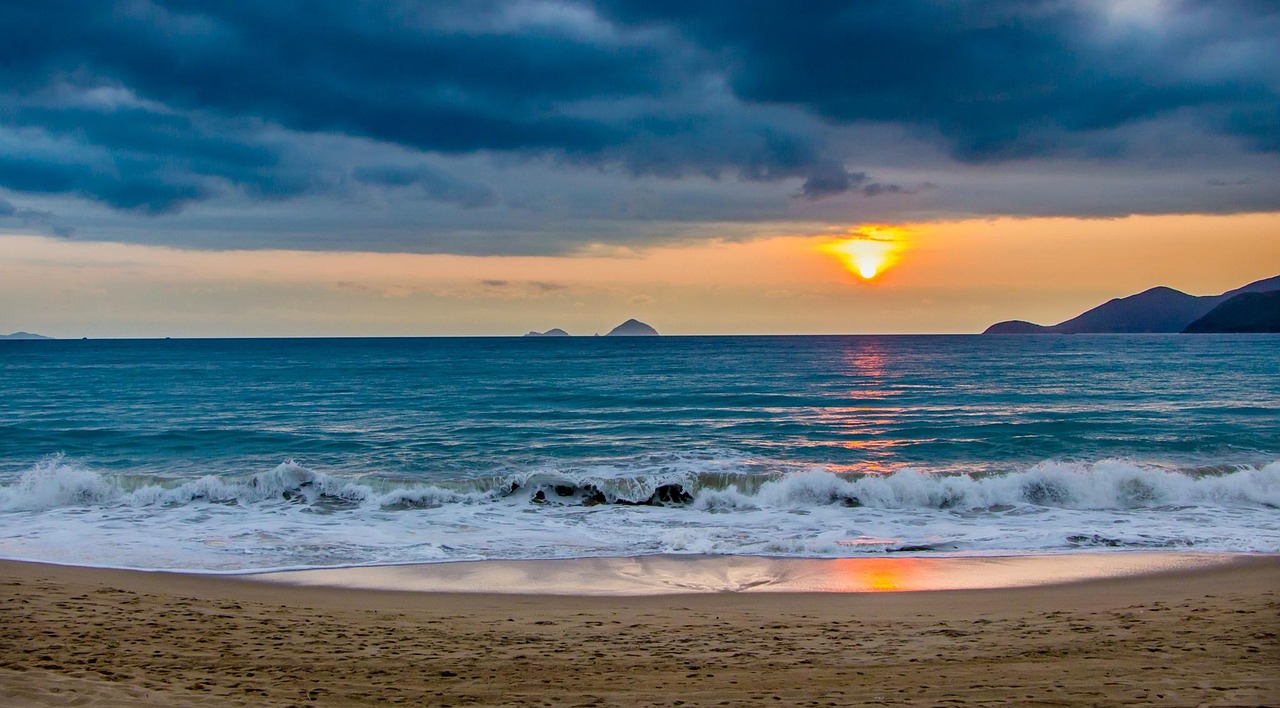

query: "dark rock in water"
left=605, top=318, right=659, bottom=336
left=618, top=483, right=692, bottom=506
left=888, top=544, right=939, bottom=553
left=838, top=495, right=862, bottom=508
left=524, top=328, right=570, bottom=337
left=1183, top=291, right=1280, bottom=333
left=1023, top=478, right=1072, bottom=506
left=526, top=483, right=607, bottom=505
left=1067, top=534, right=1125, bottom=547
left=523, top=481, right=692, bottom=506
left=982, top=273, right=1280, bottom=334
left=281, top=487, right=310, bottom=502
left=651, top=483, right=693, bottom=505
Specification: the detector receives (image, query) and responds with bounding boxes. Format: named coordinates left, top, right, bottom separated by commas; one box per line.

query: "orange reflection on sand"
left=829, top=557, right=925, bottom=592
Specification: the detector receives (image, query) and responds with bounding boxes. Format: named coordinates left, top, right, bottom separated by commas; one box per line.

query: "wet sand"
left=2, top=555, right=1278, bottom=706
left=251, top=552, right=1246, bottom=594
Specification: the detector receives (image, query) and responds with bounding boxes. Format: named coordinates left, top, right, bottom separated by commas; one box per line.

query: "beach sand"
left=2, top=555, right=1277, bottom=706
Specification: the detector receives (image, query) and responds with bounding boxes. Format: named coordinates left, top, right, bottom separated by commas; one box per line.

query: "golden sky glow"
left=1, top=212, right=1278, bottom=337
left=820, top=225, right=908, bottom=281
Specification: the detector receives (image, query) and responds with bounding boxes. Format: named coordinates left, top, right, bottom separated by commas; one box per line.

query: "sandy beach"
left=1, top=555, right=1277, bottom=707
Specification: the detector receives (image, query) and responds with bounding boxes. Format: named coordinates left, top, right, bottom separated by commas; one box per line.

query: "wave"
left=2, top=454, right=1277, bottom=514
left=696, top=462, right=1280, bottom=512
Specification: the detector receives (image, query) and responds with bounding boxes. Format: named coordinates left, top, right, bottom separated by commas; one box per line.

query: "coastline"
left=3, top=554, right=1277, bottom=706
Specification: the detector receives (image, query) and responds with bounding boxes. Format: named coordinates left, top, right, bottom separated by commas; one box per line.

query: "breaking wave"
left=3, top=454, right=1276, bottom=513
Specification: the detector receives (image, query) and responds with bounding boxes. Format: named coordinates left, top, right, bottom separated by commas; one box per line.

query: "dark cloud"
left=860, top=182, right=935, bottom=198
left=1206, top=177, right=1254, bottom=187
left=352, top=165, right=496, bottom=208
left=797, top=167, right=864, bottom=200
left=0, top=0, right=1276, bottom=252
left=479, top=279, right=567, bottom=293
left=0, top=0, right=878, bottom=215
left=0, top=197, right=73, bottom=237
left=596, top=0, right=1280, bottom=160
left=0, top=93, right=322, bottom=212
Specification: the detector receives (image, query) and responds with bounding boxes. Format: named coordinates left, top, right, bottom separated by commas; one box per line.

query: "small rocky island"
left=605, top=319, right=659, bottom=336
left=521, top=320, right=659, bottom=337
left=523, top=328, right=570, bottom=337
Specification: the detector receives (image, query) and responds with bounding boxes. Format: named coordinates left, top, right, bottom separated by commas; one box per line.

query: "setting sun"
left=822, top=225, right=906, bottom=281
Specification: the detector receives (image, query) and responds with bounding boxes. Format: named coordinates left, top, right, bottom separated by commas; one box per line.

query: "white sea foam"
left=1, top=455, right=1277, bottom=571
left=697, top=461, right=1280, bottom=511
left=6, top=455, right=1276, bottom=513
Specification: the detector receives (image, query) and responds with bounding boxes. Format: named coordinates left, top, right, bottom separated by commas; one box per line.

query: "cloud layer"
left=1, top=0, right=1277, bottom=253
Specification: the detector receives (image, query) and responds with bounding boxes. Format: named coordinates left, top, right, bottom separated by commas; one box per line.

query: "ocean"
left=1, top=335, right=1277, bottom=572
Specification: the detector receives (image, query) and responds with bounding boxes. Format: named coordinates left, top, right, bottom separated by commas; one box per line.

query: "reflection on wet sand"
left=253, top=552, right=1237, bottom=596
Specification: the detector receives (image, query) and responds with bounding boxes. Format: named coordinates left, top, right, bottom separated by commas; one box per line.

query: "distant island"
left=0, top=331, right=53, bottom=340
left=524, top=328, right=570, bottom=337
left=605, top=319, right=659, bottom=336
left=522, top=319, right=659, bottom=337
left=984, top=274, right=1280, bottom=334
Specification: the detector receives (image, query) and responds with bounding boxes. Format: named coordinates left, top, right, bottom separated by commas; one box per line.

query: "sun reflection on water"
left=805, top=339, right=911, bottom=474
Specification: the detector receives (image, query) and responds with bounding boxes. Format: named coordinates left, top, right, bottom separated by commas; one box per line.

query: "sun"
left=821, top=225, right=906, bottom=281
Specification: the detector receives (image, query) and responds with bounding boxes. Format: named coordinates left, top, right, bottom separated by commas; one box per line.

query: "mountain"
left=984, top=275, right=1280, bottom=334
left=1219, top=274, right=1280, bottom=299
left=0, top=331, right=53, bottom=340
left=605, top=319, right=659, bottom=336
left=1046, top=286, right=1217, bottom=334
left=1183, top=291, right=1280, bottom=333
left=983, top=320, right=1051, bottom=334
left=524, top=328, right=570, bottom=337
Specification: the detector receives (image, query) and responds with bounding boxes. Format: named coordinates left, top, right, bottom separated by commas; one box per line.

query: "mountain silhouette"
left=0, top=331, right=53, bottom=340
left=984, top=275, right=1280, bottom=334
left=1183, top=291, right=1280, bottom=333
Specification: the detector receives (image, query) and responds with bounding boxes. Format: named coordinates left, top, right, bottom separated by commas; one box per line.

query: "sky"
left=1, top=0, right=1277, bottom=336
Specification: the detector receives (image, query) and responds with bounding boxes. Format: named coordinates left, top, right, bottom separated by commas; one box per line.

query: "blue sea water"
left=0, top=335, right=1277, bottom=571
